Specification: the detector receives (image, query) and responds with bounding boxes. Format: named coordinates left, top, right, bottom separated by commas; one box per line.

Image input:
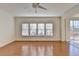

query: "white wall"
left=0, top=10, right=15, bottom=47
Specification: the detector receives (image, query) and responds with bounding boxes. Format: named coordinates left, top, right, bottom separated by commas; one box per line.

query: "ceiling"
left=72, top=13, right=79, bottom=17
left=0, top=3, right=78, bottom=16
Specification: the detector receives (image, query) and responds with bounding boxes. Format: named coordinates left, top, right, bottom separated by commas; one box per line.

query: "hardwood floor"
left=0, top=41, right=79, bottom=56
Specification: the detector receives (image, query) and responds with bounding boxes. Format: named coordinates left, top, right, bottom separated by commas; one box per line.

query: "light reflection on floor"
left=22, top=45, right=53, bottom=56
left=69, top=41, right=79, bottom=56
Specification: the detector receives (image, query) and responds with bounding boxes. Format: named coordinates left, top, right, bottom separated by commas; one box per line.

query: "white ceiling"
left=0, top=3, right=78, bottom=16
left=72, top=13, right=79, bottom=17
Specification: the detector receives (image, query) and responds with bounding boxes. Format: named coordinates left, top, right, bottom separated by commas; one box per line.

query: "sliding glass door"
left=69, top=19, right=79, bottom=56
left=70, top=20, right=79, bottom=41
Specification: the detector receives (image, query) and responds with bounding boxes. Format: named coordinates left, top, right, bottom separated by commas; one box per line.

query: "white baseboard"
left=0, top=39, right=66, bottom=48
left=0, top=39, right=15, bottom=48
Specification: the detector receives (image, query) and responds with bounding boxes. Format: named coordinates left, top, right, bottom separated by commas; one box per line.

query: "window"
left=22, top=23, right=53, bottom=37
left=70, top=20, right=79, bottom=29
left=22, top=24, right=29, bottom=36
left=30, top=24, right=37, bottom=36
left=46, top=24, right=53, bottom=36
left=38, top=24, right=44, bottom=36
left=70, top=20, right=79, bottom=32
